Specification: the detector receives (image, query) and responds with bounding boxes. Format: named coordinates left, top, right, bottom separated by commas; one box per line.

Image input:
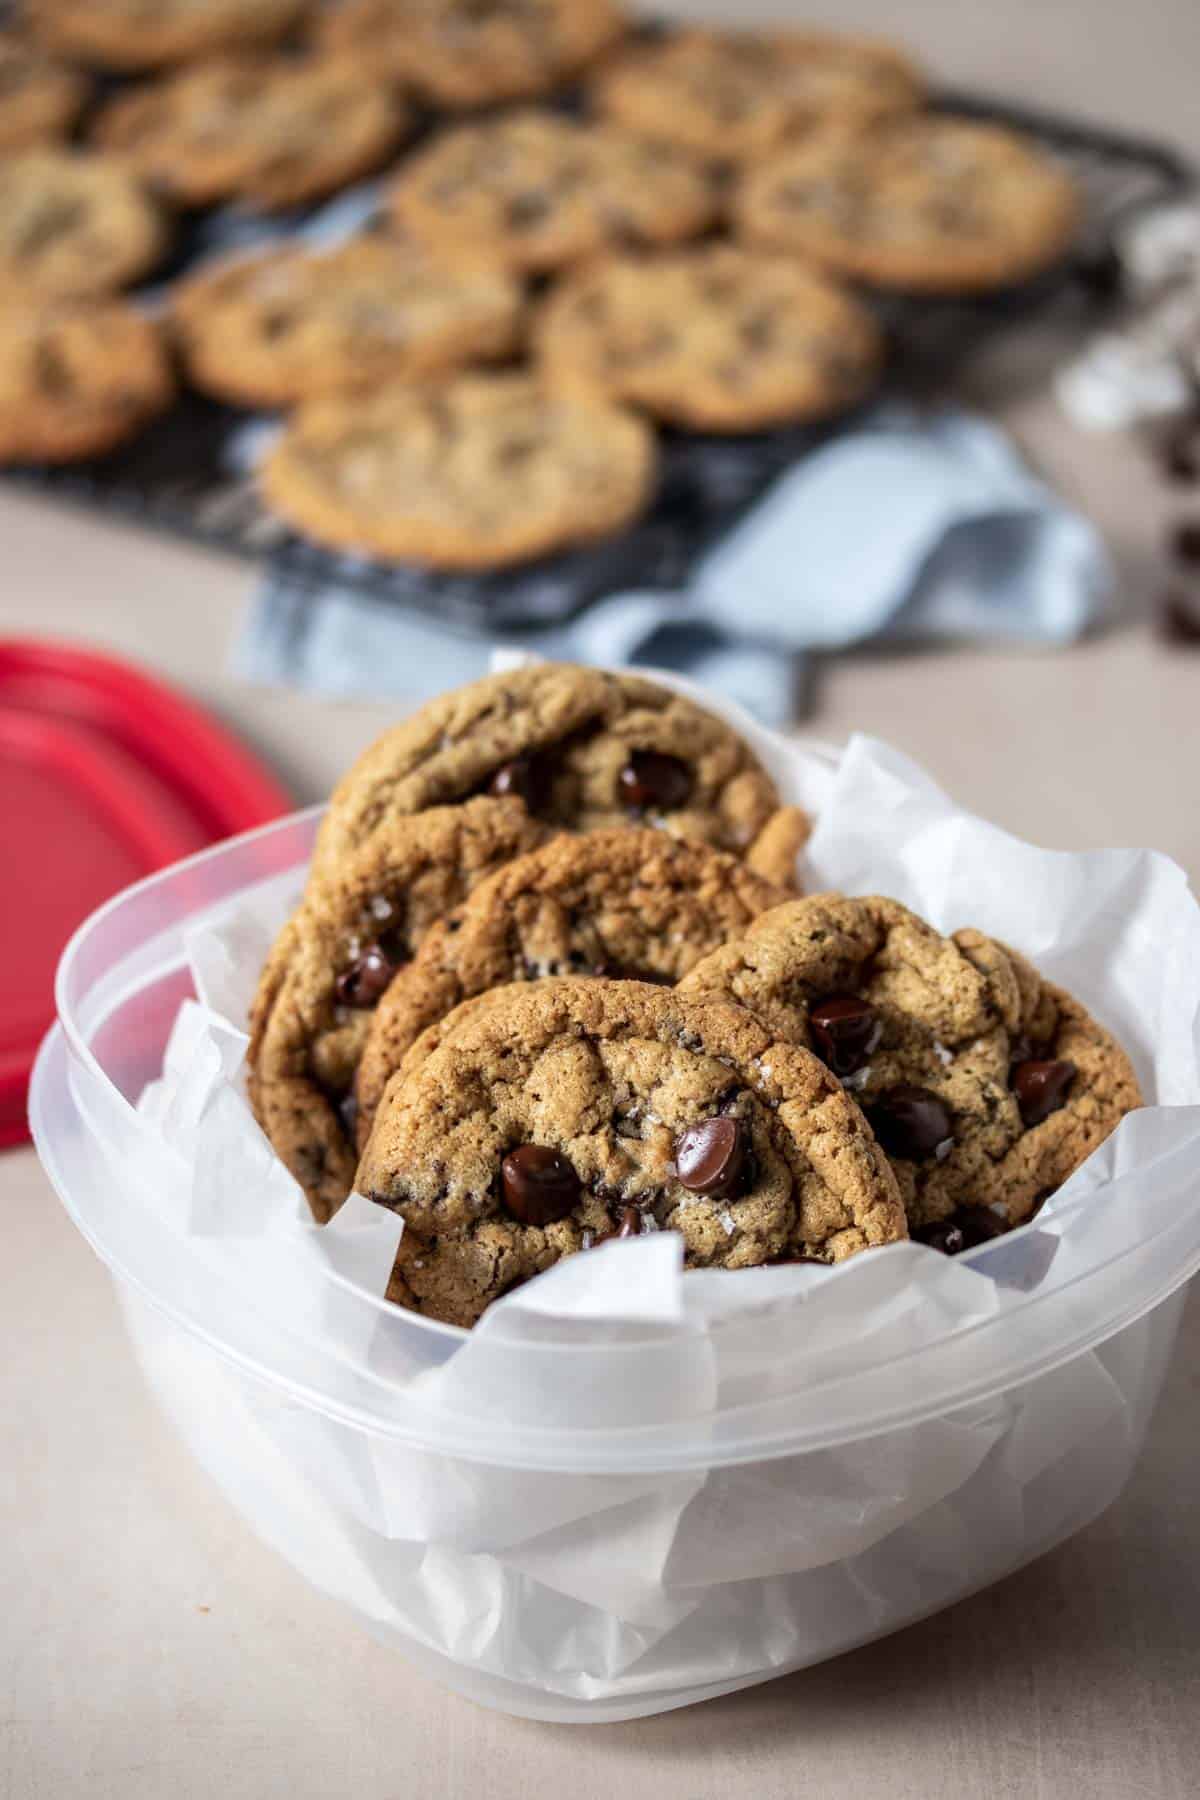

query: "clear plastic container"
left=31, top=808, right=1200, bottom=1723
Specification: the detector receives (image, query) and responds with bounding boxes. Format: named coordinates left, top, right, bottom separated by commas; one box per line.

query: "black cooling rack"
left=5, top=85, right=1194, bottom=632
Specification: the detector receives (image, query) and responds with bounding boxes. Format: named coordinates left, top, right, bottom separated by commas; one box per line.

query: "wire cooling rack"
left=5, top=84, right=1194, bottom=631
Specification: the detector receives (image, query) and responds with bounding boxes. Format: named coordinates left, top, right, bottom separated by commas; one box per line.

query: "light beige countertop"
left=3, top=5, right=1200, bottom=1795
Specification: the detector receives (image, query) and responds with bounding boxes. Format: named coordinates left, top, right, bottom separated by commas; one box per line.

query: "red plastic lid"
left=0, top=639, right=291, bottom=1148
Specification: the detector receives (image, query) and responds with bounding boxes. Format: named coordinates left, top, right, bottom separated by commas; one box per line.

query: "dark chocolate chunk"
left=616, top=1205, right=642, bottom=1238
left=865, top=1084, right=953, bottom=1161
left=500, top=1144, right=580, bottom=1226
left=914, top=1207, right=1007, bottom=1255
left=617, top=749, right=692, bottom=812
left=808, top=994, right=880, bottom=1077
left=1011, top=1058, right=1075, bottom=1127
left=675, top=1115, right=747, bottom=1199
left=336, top=939, right=400, bottom=1007
left=487, top=750, right=553, bottom=812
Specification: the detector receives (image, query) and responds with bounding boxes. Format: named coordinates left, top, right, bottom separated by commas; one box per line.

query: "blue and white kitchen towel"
left=235, top=403, right=1113, bottom=728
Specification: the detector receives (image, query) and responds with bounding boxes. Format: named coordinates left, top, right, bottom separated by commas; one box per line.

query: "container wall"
left=116, top=1280, right=1187, bottom=1722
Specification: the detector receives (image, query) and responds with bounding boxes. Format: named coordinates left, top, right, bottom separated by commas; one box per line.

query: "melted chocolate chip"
left=335, top=939, right=400, bottom=1007
left=616, top=1205, right=642, bottom=1238
left=618, top=749, right=692, bottom=813
left=808, top=994, right=880, bottom=1077
left=500, top=1144, right=579, bottom=1226
left=1160, top=589, right=1200, bottom=645
left=676, top=1116, right=747, bottom=1199
left=487, top=750, right=554, bottom=813
left=914, top=1208, right=1007, bottom=1255
left=1011, top=1058, right=1075, bottom=1127
left=865, top=1085, right=952, bottom=1161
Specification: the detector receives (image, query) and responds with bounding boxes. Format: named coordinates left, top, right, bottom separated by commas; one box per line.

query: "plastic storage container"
left=31, top=804, right=1200, bottom=1724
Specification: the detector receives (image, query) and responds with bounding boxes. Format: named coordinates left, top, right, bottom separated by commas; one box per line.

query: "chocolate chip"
left=676, top=1116, right=747, bottom=1199
left=506, top=190, right=551, bottom=228
left=590, top=962, right=672, bottom=984
left=500, top=1144, right=579, bottom=1226
left=865, top=1085, right=953, bottom=1161
left=618, top=749, right=692, bottom=813
left=1011, top=1058, right=1075, bottom=1127
left=1170, top=519, right=1200, bottom=565
left=808, top=994, right=880, bottom=1077
left=487, top=750, right=553, bottom=812
left=616, top=1205, right=642, bottom=1237
left=335, top=940, right=399, bottom=1007
left=336, top=1090, right=358, bottom=1143
left=1073, top=240, right=1125, bottom=302
left=914, top=1208, right=1007, bottom=1255
left=1160, top=589, right=1200, bottom=644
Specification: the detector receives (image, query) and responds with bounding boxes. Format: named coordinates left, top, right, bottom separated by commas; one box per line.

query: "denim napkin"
left=234, top=403, right=1113, bottom=728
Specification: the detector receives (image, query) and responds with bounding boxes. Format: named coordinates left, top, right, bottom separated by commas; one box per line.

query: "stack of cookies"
left=1, top=2, right=1084, bottom=572
left=246, top=663, right=1141, bottom=1328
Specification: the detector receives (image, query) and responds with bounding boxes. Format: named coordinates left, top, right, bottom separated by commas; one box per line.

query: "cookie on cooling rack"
left=386, top=109, right=717, bottom=273
left=0, top=30, right=90, bottom=151
left=27, top=0, right=310, bottom=70
left=92, top=56, right=409, bottom=211
left=535, top=244, right=883, bottom=432
left=736, top=115, right=1082, bottom=293
left=591, top=26, right=922, bottom=162
left=172, top=237, right=523, bottom=407
left=0, top=294, right=173, bottom=462
left=0, top=149, right=167, bottom=297
left=312, top=0, right=626, bottom=109
left=261, top=371, right=658, bottom=569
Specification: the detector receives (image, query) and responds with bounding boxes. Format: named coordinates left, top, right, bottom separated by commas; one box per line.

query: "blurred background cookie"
left=92, top=55, right=409, bottom=210
left=0, top=30, right=90, bottom=152
left=0, top=295, right=172, bottom=461
left=27, top=0, right=311, bottom=72
left=261, top=371, right=658, bottom=567
left=312, top=0, right=626, bottom=108
left=591, top=26, right=923, bottom=163
left=536, top=244, right=883, bottom=433
left=737, top=115, right=1082, bottom=292
left=172, top=236, right=523, bottom=407
left=0, top=148, right=168, bottom=296
left=387, top=109, right=717, bottom=272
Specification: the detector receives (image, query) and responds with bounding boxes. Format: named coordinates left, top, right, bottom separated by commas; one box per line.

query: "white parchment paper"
left=125, top=700, right=1200, bottom=1715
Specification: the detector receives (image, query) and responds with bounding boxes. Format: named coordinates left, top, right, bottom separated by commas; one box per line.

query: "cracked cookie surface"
left=680, top=893, right=1142, bottom=1229
left=535, top=244, right=882, bottom=432
left=312, top=663, right=791, bottom=881
left=359, top=975, right=906, bottom=1327
left=737, top=116, right=1080, bottom=294
left=354, top=827, right=787, bottom=1143
left=247, top=796, right=547, bottom=1222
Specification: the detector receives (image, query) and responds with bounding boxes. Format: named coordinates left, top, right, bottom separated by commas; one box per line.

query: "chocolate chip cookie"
left=92, top=56, right=409, bottom=211
left=28, top=0, right=309, bottom=71
left=386, top=109, right=717, bottom=273
left=261, top=371, right=658, bottom=568
left=736, top=116, right=1082, bottom=293
left=172, top=237, right=523, bottom=408
left=358, top=976, right=907, bottom=1326
left=0, top=294, right=173, bottom=462
left=0, top=149, right=167, bottom=298
left=311, top=663, right=792, bottom=883
left=680, top=894, right=1142, bottom=1233
left=313, top=0, right=625, bottom=109
left=353, top=827, right=788, bottom=1145
left=535, top=244, right=882, bottom=433
left=248, top=796, right=548, bottom=1222
left=591, top=27, right=922, bottom=163
left=0, top=31, right=89, bottom=152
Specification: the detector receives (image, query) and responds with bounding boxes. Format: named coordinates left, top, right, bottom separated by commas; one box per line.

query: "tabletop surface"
left=4, top=3, right=1200, bottom=1796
